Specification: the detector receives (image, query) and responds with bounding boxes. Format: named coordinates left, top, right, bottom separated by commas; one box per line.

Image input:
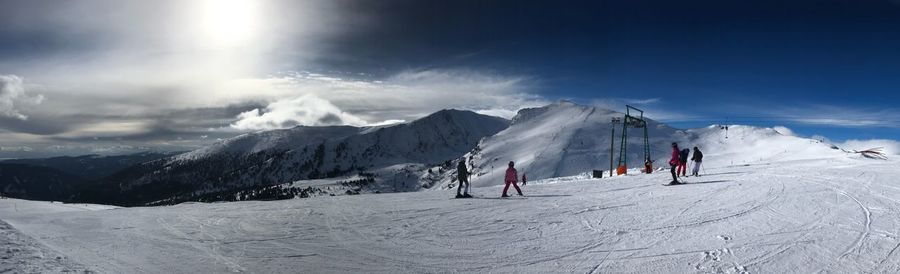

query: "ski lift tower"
left=616, top=105, right=652, bottom=175
left=610, top=117, right=621, bottom=177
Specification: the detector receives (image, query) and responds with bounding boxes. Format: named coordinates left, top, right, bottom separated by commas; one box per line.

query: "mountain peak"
left=411, top=108, right=509, bottom=126
left=85, top=107, right=511, bottom=205
left=511, top=102, right=617, bottom=125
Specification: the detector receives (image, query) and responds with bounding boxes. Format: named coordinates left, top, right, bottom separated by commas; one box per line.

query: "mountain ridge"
left=430, top=101, right=847, bottom=190
left=77, top=109, right=509, bottom=206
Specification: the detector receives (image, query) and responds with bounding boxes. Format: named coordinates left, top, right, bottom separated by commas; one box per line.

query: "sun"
left=200, top=0, right=260, bottom=48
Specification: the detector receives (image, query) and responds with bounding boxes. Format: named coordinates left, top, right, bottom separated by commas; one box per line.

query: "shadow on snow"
left=675, top=180, right=732, bottom=186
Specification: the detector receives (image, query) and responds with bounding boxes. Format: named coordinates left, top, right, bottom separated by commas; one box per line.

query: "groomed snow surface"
left=2, top=155, right=899, bottom=273
left=1, top=201, right=115, bottom=273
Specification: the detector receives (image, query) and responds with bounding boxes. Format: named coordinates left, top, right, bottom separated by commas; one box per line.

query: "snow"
left=0, top=200, right=114, bottom=273
left=684, top=125, right=845, bottom=168
left=78, top=109, right=507, bottom=206
left=458, top=102, right=845, bottom=190
left=464, top=102, right=682, bottom=188
left=838, top=139, right=900, bottom=155
left=90, top=103, right=857, bottom=207
left=175, top=126, right=362, bottom=161
left=2, top=102, right=897, bottom=272
left=1, top=219, right=92, bottom=274
left=3, top=154, right=900, bottom=273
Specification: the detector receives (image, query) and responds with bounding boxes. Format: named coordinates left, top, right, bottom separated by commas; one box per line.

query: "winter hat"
left=508, top=161, right=515, bottom=167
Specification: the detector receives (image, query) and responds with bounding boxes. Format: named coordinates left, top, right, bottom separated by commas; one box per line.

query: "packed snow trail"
left=0, top=200, right=114, bottom=273
left=2, top=156, right=900, bottom=273
left=0, top=219, right=94, bottom=273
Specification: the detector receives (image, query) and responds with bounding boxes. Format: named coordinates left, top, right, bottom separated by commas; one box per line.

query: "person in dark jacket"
left=456, top=158, right=471, bottom=198
left=691, top=147, right=704, bottom=176
left=677, top=148, right=689, bottom=177
left=669, top=143, right=680, bottom=184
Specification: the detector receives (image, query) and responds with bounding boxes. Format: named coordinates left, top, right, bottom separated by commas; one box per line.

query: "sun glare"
left=200, top=0, right=260, bottom=48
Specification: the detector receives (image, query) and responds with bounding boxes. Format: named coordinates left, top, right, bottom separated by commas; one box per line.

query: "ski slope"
left=3, top=155, right=900, bottom=273
left=451, top=102, right=847, bottom=191
left=464, top=101, right=682, bottom=188
left=0, top=201, right=116, bottom=273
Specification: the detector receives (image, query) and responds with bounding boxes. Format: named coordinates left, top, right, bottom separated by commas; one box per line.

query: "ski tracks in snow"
left=6, top=158, right=900, bottom=273
left=156, top=215, right=247, bottom=273
left=835, top=189, right=872, bottom=260
left=801, top=175, right=882, bottom=273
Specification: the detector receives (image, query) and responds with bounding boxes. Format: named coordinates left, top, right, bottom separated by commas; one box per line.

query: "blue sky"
left=0, top=0, right=898, bottom=157
left=309, top=0, right=900, bottom=141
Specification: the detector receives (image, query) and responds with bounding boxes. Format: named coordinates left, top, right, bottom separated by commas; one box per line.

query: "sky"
left=0, top=0, right=899, bottom=158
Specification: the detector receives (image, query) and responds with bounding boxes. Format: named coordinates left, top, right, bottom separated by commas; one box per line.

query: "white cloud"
left=0, top=75, right=44, bottom=120
left=367, top=119, right=406, bottom=127
left=369, top=69, right=546, bottom=119
left=0, top=67, right=540, bottom=152
left=622, top=98, right=662, bottom=105
left=227, top=69, right=545, bottom=130
left=588, top=98, right=702, bottom=123
left=730, top=104, right=900, bottom=129
left=0, top=0, right=342, bottom=118
left=0, top=2, right=543, bottom=144
left=475, top=109, right=520, bottom=119
left=230, top=94, right=369, bottom=131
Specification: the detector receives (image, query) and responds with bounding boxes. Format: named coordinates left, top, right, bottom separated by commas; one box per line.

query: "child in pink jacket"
left=502, top=161, right=523, bottom=197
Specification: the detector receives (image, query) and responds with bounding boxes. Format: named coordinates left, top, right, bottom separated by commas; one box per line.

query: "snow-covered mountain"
left=436, top=101, right=846, bottom=189
left=74, top=102, right=852, bottom=205
left=4, top=104, right=892, bottom=273
left=458, top=101, right=679, bottom=187
left=682, top=125, right=845, bottom=167
left=79, top=109, right=509, bottom=206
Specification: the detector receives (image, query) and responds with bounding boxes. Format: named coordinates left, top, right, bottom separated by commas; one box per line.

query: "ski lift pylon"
left=616, top=105, right=652, bottom=175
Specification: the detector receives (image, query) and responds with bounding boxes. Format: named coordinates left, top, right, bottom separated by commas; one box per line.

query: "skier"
left=456, top=157, right=471, bottom=198
left=502, top=161, right=523, bottom=197
left=678, top=147, right=689, bottom=177
left=522, top=173, right=527, bottom=186
left=691, top=146, right=704, bottom=176
left=669, top=143, right=680, bottom=184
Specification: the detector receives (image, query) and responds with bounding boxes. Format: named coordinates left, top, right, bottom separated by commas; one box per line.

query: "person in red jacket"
left=502, top=161, right=523, bottom=197
left=669, top=142, right=681, bottom=184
